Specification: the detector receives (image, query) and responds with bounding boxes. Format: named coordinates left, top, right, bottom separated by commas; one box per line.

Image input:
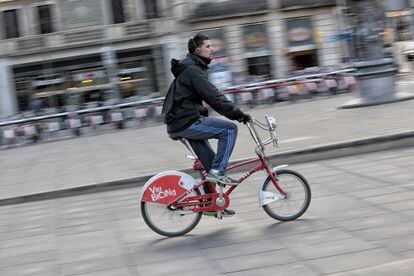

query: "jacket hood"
left=170, top=54, right=208, bottom=78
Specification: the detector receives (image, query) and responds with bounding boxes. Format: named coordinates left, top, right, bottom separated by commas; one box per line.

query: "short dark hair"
left=188, top=33, right=209, bottom=54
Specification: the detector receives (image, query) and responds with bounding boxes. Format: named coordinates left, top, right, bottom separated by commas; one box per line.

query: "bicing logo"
left=148, top=186, right=177, bottom=202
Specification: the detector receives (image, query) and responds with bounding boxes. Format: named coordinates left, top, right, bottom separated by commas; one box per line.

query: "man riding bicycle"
left=165, top=33, right=250, bottom=195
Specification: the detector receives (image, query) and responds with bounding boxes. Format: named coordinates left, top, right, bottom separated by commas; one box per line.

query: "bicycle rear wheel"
left=262, top=169, right=311, bottom=221
left=141, top=188, right=202, bottom=237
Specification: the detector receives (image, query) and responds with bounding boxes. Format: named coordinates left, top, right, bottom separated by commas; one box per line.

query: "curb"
left=1, top=130, right=413, bottom=206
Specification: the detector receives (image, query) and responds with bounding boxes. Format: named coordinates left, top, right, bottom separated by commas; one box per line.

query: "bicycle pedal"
left=203, top=211, right=217, bottom=217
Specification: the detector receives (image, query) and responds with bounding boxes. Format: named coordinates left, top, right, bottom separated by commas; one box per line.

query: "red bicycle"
left=140, top=116, right=311, bottom=237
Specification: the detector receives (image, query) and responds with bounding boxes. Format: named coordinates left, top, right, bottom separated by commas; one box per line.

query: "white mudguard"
left=259, top=165, right=288, bottom=207
left=139, top=171, right=198, bottom=205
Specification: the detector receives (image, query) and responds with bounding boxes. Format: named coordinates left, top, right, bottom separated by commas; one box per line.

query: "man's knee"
left=229, top=122, right=238, bottom=134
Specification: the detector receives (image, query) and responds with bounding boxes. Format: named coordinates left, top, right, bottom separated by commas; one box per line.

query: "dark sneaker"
left=203, top=209, right=236, bottom=217
left=207, top=171, right=239, bottom=186
left=221, top=209, right=235, bottom=217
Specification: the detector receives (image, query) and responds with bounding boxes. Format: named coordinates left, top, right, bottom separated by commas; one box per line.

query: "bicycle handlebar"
left=246, top=116, right=278, bottom=151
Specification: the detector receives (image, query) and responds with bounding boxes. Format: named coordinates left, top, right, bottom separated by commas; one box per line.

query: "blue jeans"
left=172, top=116, right=238, bottom=173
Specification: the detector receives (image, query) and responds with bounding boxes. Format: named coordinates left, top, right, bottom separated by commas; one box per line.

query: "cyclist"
left=165, top=33, right=250, bottom=196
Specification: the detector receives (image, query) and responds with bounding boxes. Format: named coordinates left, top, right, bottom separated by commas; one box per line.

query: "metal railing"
left=0, top=97, right=163, bottom=127
left=0, top=69, right=358, bottom=148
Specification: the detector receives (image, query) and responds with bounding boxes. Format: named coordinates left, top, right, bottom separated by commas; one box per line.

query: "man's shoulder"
left=181, top=63, right=204, bottom=78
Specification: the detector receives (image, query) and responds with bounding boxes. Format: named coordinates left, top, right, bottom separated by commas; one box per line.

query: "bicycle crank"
left=216, top=196, right=227, bottom=207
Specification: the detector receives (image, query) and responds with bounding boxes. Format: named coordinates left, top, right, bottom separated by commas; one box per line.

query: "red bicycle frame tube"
left=225, top=155, right=287, bottom=196
left=170, top=153, right=287, bottom=207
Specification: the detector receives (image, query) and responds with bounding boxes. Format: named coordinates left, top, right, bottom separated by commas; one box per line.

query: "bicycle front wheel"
left=262, top=169, right=311, bottom=221
left=141, top=188, right=202, bottom=237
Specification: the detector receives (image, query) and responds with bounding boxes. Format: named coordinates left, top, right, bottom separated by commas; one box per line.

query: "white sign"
left=4, top=129, right=15, bottom=139
left=33, top=78, right=65, bottom=87
left=119, top=67, right=146, bottom=75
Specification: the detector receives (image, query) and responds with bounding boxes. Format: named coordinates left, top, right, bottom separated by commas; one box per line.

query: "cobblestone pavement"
left=1, top=93, right=414, bottom=200
left=1, top=147, right=414, bottom=275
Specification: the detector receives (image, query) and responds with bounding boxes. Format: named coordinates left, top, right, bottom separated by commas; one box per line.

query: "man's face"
left=198, top=40, right=214, bottom=59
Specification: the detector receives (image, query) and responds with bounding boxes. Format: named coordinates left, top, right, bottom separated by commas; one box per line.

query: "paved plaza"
left=1, top=147, right=414, bottom=275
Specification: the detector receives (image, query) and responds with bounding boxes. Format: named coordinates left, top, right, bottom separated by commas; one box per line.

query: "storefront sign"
left=209, top=63, right=232, bottom=90
left=286, top=17, right=315, bottom=52
left=119, top=67, right=146, bottom=75
left=243, top=24, right=269, bottom=58
left=74, top=70, right=105, bottom=81
left=289, top=27, right=312, bottom=42
left=33, top=77, right=65, bottom=87
left=386, top=10, right=413, bottom=17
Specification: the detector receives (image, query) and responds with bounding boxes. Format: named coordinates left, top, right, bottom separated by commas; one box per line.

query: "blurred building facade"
left=0, top=0, right=173, bottom=117
left=0, top=0, right=358, bottom=117
left=183, top=0, right=342, bottom=90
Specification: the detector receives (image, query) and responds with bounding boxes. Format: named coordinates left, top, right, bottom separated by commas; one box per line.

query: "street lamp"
left=340, top=0, right=414, bottom=108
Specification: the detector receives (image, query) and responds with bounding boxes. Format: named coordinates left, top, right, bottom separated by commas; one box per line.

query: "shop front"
left=285, top=17, right=318, bottom=71
left=385, top=10, right=414, bottom=72
left=12, top=48, right=160, bottom=113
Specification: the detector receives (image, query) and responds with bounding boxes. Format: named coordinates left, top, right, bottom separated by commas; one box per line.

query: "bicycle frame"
left=170, top=119, right=287, bottom=212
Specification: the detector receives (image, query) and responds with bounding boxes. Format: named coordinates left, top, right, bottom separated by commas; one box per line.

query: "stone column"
left=268, top=10, right=289, bottom=78
left=136, top=0, right=147, bottom=20
left=162, top=35, right=186, bottom=86
left=313, top=12, right=342, bottom=67
left=0, top=59, right=18, bottom=117
left=152, top=45, right=167, bottom=93
left=225, top=25, right=248, bottom=84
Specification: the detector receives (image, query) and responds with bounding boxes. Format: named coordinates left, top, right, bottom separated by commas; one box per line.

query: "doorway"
left=290, top=50, right=318, bottom=71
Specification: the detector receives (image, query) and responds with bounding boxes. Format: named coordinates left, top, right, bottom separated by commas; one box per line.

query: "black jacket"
left=167, top=54, right=244, bottom=133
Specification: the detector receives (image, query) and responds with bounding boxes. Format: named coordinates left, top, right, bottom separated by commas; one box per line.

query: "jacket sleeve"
left=188, top=66, right=244, bottom=120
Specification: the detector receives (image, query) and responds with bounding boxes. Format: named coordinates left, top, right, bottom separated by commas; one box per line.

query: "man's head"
left=188, top=33, right=214, bottom=59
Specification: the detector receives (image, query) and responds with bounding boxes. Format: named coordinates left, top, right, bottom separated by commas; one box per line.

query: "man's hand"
left=238, top=113, right=251, bottom=124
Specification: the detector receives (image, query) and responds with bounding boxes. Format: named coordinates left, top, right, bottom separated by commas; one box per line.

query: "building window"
left=37, top=5, right=54, bottom=34
left=144, top=0, right=160, bottom=19
left=3, top=9, right=20, bottom=39
left=111, top=0, right=125, bottom=24
left=285, top=17, right=318, bottom=71
left=242, top=23, right=271, bottom=79
left=247, top=56, right=271, bottom=77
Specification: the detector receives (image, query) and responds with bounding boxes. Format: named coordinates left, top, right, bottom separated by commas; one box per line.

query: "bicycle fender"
left=139, top=171, right=197, bottom=205
left=259, top=165, right=288, bottom=207
left=272, top=164, right=288, bottom=173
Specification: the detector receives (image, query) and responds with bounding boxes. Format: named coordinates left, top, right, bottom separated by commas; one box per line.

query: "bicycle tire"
left=262, top=169, right=311, bottom=221
left=141, top=187, right=202, bottom=237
